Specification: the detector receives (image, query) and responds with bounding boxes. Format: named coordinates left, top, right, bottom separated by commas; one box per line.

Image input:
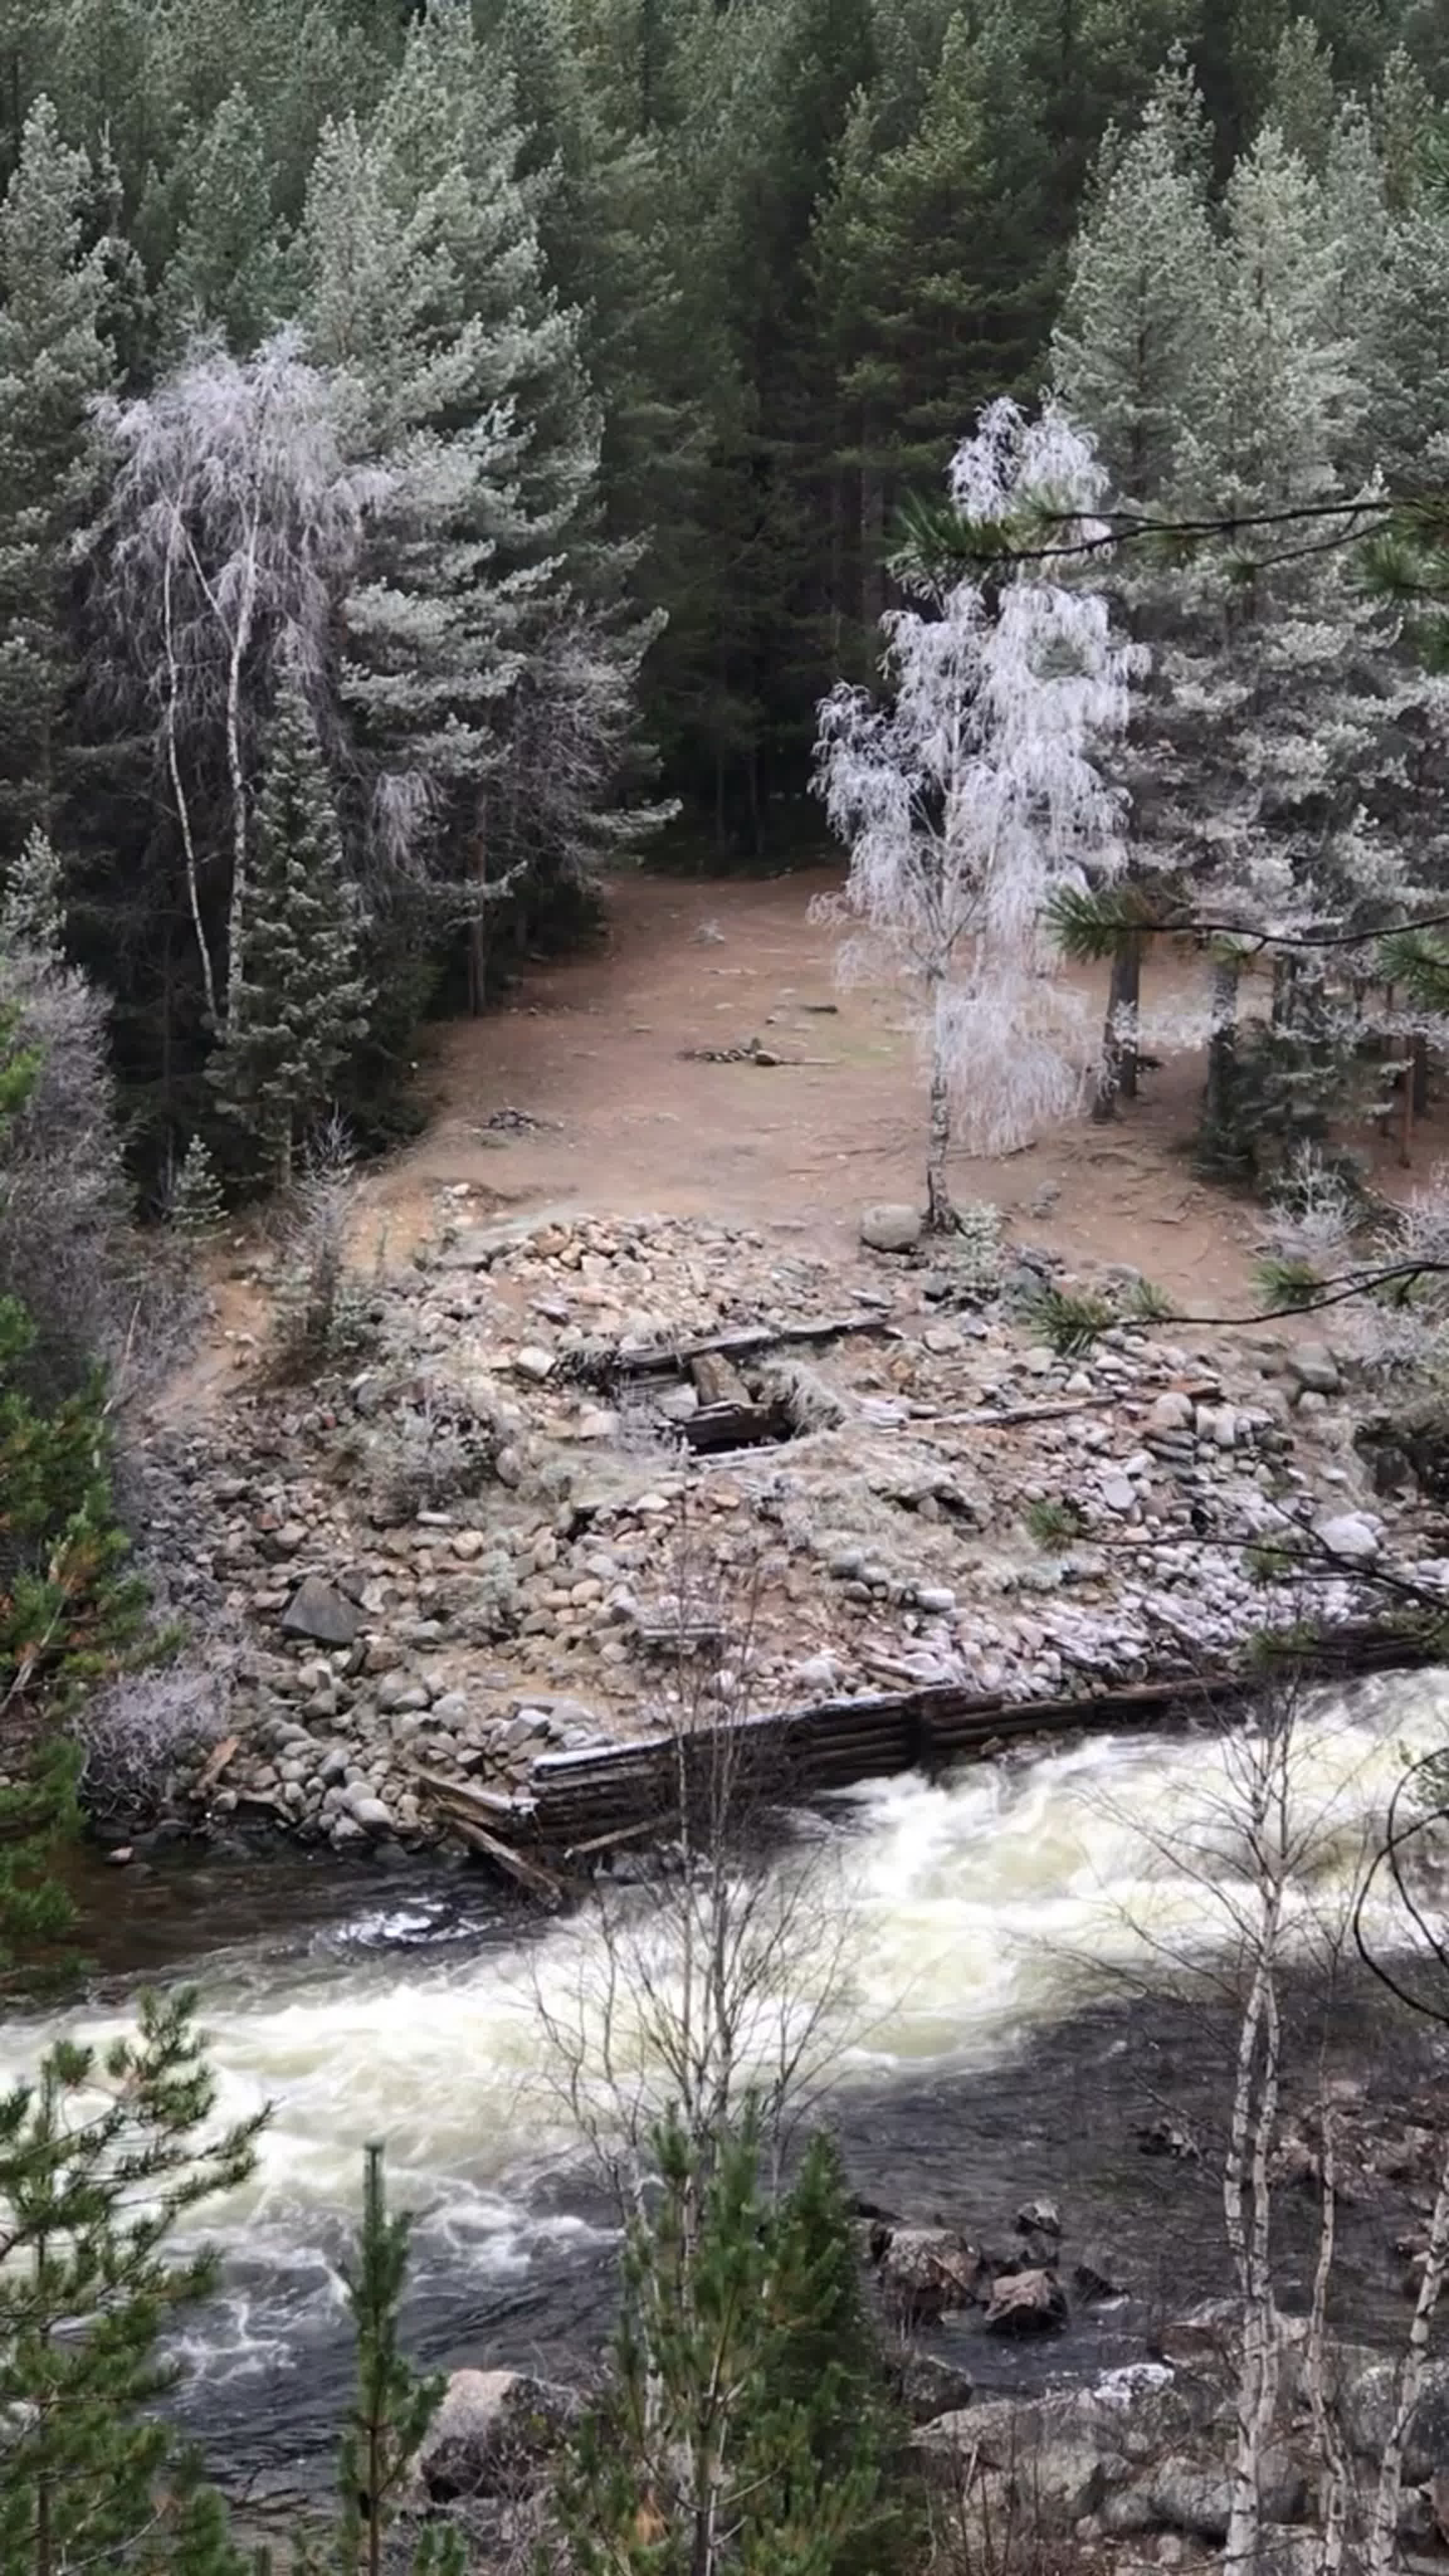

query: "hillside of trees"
left=0, top=0, right=1446, bottom=1191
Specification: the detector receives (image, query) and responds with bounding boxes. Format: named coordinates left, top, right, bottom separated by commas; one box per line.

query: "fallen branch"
left=928, top=1379, right=1223, bottom=1431
left=192, top=1734, right=240, bottom=1800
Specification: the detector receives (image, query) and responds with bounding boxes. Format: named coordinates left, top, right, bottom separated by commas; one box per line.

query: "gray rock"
left=1100, top=1477, right=1137, bottom=1516
left=345, top=1792, right=393, bottom=1835
left=418, top=2368, right=581, bottom=2502
left=1147, top=1391, right=1195, bottom=1435
left=1104, top=2451, right=1307, bottom=2542
left=1313, top=1511, right=1380, bottom=1563
left=280, top=1577, right=361, bottom=1648
left=1291, top=1341, right=1341, bottom=1395
left=886, top=2349, right=975, bottom=2426
left=911, top=2409, right=1121, bottom=2521
left=873, top=2226, right=985, bottom=2320
left=860, top=1202, right=923, bottom=1255
left=1341, top=2355, right=1449, bottom=2482
left=983, top=2266, right=1068, bottom=2336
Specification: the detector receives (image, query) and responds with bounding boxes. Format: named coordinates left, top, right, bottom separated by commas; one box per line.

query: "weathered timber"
left=432, top=1809, right=565, bottom=1906
left=519, top=1621, right=1437, bottom=1852
left=411, top=1767, right=537, bottom=1827
left=680, top=1399, right=791, bottom=1454
left=616, top=1311, right=894, bottom=1377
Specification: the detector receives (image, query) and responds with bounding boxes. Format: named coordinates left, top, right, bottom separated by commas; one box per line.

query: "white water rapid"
left=2, top=1669, right=1445, bottom=2465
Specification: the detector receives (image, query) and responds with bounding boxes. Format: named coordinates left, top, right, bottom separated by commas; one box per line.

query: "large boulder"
left=1289, top=1342, right=1341, bottom=1397
left=1103, top=2450, right=1308, bottom=2542
left=417, top=2369, right=581, bottom=2502
left=911, top=2408, right=1120, bottom=2522
left=860, top=1202, right=923, bottom=1255
left=1339, top=2355, right=1449, bottom=2484
left=872, top=2226, right=985, bottom=2321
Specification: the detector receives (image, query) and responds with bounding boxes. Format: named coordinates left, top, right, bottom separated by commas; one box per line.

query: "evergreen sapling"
left=209, top=670, right=369, bottom=1187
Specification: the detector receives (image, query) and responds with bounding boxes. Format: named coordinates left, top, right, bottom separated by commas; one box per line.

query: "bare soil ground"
left=169, top=865, right=1449, bottom=1415
left=358, top=867, right=1262, bottom=1299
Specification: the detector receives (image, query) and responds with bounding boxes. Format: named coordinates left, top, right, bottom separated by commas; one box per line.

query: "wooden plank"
left=443, top=1814, right=565, bottom=1906
left=680, top=1401, right=788, bottom=1455
left=411, top=1766, right=537, bottom=1824
left=616, top=1311, right=894, bottom=1377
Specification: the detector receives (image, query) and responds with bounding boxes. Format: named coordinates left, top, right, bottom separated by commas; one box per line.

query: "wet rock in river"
left=982, top=2265, right=1068, bottom=2336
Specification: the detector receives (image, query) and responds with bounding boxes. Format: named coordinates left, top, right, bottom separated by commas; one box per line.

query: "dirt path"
left=358, top=869, right=1260, bottom=1306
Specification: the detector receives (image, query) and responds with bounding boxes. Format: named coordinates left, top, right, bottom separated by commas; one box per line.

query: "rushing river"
left=3, top=1670, right=1445, bottom=2497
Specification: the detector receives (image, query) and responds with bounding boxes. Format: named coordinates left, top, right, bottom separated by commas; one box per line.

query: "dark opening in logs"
left=679, top=1398, right=796, bottom=1455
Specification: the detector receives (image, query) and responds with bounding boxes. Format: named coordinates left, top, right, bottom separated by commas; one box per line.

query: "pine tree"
left=0, top=1008, right=145, bottom=1967
left=1267, top=16, right=1340, bottom=175
left=815, top=6, right=1057, bottom=641
left=553, top=2112, right=914, bottom=2576
left=0, top=1987, right=265, bottom=2575
left=0, top=824, right=67, bottom=959
left=1372, top=42, right=1440, bottom=211
left=159, top=87, right=289, bottom=354
left=167, top=1131, right=226, bottom=1238
left=0, top=97, right=115, bottom=857
left=1368, top=195, right=1449, bottom=480
left=300, top=1, right=652, bottom=970
left=1052, top=53, right=1218, bottom=504
left=209, top=669, right=369, bottom=1187
left=296, top=2143, right=464, bottom=2576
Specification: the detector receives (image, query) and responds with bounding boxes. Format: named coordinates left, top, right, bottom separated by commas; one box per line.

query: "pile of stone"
left=138, top=1200, right=1441, bottom=1853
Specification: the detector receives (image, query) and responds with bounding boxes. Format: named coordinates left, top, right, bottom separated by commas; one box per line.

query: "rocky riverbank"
left=118, top=1199, right=1447, bottom=1854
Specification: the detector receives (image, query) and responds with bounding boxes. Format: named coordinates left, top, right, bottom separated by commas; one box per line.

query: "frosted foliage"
left=815, top=401, right=1138, bottom=1168
left=1262, top=1147, right=1358, bottom=1268
left=1338, top=1165, right=1449, bottom=1385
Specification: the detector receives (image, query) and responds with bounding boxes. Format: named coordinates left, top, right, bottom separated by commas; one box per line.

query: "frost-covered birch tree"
left=813, top=399, right=1138, bottom=1231
left=91, top=331, right=372, bottom=1036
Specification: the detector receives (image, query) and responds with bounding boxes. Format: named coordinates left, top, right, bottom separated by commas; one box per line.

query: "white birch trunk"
left=1368, top=2141, right=1449, bottom=2576
left=1305, top=2102, right=1348, bottom=2576
left=926, top=983, right=954, bottom=1231
left=163, top=511, right=218, bottom=1028
left=221, top=526, right=260, bottom=1034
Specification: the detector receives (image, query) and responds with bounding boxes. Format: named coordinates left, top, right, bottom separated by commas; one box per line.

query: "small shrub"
left=270, top=1115, right=370, bottom=1375
left=1023, top=1497, right=1087, bottom=1548
left=1024, top=1283, right=1116, bottom=1356
left=72, top=1662, right=226, bottom=1828
left=365, top=1382, right=499, bottom=1520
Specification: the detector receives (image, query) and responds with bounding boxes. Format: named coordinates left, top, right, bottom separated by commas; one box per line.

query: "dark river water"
left=5, top=1670, right=1445, bottom=2507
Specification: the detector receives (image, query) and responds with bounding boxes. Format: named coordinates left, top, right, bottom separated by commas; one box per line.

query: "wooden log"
left=680, top=1400, right=789, bottom=1454
left=442, top=1814, right=566, bottom=1906
left=616, top=1311, right=894, bottom=1377
left=412, top=1768, right=538, bottom=1829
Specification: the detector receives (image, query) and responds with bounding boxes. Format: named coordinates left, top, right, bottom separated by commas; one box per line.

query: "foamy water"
left=2, top=1669, right=1443, bottom=2426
